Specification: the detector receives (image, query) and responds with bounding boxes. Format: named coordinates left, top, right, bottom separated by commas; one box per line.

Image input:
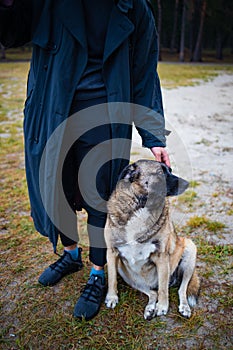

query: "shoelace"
left=50, top=252, right=74, bottom=273
left=81, top=276, right=104, bottom=304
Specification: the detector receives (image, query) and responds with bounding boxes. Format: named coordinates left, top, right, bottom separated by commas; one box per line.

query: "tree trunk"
left=216, top=31, right=223, bottom=60
left=170, top=0, right=180, bottom=53
left=192, top=0, right=207, bottom=62
left=0, top=43, right=6, bottom=60
left=157, top=0, right=162, bottom=61
left=179, top=0, right=187, bottom=62
left=188, top=0, right=195, bottom=61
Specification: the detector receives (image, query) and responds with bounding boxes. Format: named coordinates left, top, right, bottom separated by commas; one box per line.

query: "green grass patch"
left=197, top=240, right=232, bottom=263
left=158, top=63, right=233, bottom=88
left=1, top=47, right=32, bottom=61
left=178, top=190, right=197, bottom=206
left=189, top=180, right=200, bottom=188
left=186, top=215, right=226, bottom=233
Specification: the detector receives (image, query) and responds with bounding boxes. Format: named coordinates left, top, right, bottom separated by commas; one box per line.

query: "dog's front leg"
left=105, top=248, right=119, bottom=309
left=178, top=239, right=198, bottom=318
left=152, top=254, right=170, bottom=316
left=144, top=290, right=158, bottom=320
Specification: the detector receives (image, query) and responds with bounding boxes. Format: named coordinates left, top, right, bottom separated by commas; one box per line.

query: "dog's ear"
left=161, top=164, right=189, bottom=196
left=119, top=163, right=141, bottom=183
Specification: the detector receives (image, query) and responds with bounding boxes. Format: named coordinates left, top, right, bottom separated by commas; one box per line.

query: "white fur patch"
left=118, top=242, right=157, bottom=272
left=188, top=295, right=197, bottom=307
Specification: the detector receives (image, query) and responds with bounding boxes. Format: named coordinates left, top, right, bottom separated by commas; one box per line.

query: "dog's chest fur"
left=116, top=207, right=160, bottom=273
left=118, top=242, right=157, bottom=271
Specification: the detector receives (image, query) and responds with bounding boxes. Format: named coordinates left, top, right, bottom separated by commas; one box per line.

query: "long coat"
left=0, top=0, right=167, bottom=250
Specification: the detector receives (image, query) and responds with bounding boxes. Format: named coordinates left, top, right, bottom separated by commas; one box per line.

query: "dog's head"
left=119, top=160, right=189, bottom=207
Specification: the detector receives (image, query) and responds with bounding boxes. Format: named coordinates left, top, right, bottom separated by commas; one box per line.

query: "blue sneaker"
left=73, top=275, right=106, bottom=321
left=38, top=248, right=83, bottom=286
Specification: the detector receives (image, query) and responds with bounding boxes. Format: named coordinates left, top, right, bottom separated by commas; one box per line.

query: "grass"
left=0, top=47, right=32, bottom=61
left=178, top=190, right=197, bottom=204
left=186, top=216, right=226, bottom=233
left=158, top=63, right=233, bottom=89
left=1, top=54, right=233, bottom=349
left=161, top=47, right=233, bottom=64
left=189, top=180, right=200, bottom=188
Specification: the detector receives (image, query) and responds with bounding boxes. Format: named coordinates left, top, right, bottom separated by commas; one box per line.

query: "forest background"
left=1, top=0, right=233, bottom=63
left=151, top=0, right=233, bottom=63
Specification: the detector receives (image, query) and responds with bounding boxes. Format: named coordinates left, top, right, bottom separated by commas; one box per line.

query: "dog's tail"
left=187, top=269, right=200, bottom=307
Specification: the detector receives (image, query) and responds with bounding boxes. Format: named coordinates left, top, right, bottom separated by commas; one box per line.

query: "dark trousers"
left=60, top=95, right=110, bottom=266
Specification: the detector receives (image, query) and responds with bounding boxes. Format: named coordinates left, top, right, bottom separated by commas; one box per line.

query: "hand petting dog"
left=150, top=147, right=171, bottom=167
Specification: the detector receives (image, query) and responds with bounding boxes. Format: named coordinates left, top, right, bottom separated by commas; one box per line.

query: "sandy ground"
left=131, top=73, right=233, bottom=244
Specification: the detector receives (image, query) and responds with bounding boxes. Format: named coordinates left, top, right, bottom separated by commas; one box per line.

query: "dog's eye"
left=145, top=181, right=148, bottom=185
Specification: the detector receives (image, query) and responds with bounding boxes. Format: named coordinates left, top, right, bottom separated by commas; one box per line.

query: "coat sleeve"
left=131, top=0, right=167, bottom=148
left=0, top=0, right=32, bottom=48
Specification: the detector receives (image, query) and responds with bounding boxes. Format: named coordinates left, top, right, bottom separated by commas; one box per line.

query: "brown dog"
left=104, top=160, right=200, bottom=319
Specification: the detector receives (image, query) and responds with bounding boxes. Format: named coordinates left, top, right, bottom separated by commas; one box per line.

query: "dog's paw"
left=179, top=303, right=191, bottom=318
left=105, top=294, right=119, bottom=309
left=155, top=302, right=169, bottom=316
left=144, top=303, right=156, bottom=320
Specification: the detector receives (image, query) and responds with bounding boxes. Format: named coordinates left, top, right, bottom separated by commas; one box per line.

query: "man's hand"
left=150, top=147, right=171, bottom=168
left=0, top=0, right=14, bottom=7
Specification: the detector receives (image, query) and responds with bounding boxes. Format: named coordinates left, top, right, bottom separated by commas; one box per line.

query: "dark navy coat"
left=0, top=0, right=167, bottom=249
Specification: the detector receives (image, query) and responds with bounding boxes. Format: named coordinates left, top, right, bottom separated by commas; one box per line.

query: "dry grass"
left=158, top=63, right=233, bottom=89
left=0, top=57, right=233, bottom=350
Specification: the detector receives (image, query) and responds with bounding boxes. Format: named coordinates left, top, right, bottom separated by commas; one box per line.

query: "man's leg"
left=73, top=139, right=110, bottom=320
left=73, top=207, right=107, bottom=321
left=38, top=241, right=83, bottom=287
left=38, top=146, right=83, bottom=287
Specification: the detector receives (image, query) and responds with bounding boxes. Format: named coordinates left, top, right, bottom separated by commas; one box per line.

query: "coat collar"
left=32, top=0, right=134, bottom=61
left=117, top=0, right=133, bottom=13
left=57, top=0, right=87, bottom=48
left=32, top=1, right=52, bottom=49
left=58, top=0, right=134, bottom=58
left=103, top=2, right=134, bottom=63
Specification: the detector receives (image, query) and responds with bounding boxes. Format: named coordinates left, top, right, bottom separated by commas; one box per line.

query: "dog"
left=104, top=159, right=200, bottom=319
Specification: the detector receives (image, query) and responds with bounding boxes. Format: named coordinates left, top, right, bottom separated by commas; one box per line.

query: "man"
left=0, top=0, right=170, bottom=320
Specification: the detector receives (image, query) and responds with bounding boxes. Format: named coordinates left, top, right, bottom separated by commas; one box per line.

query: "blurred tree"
left=192, top=0, right=207, bottom=61
left=207, top=0, right=233, bottom=60
left=170, top=0, right=180, bottom=53
left=0, top=42, right=6, bottom=59
left=147, top=0, right=233, bottom=61
left=179, top=0, right=187, bottom=61
left=157, top=0, right=163, bottom=60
